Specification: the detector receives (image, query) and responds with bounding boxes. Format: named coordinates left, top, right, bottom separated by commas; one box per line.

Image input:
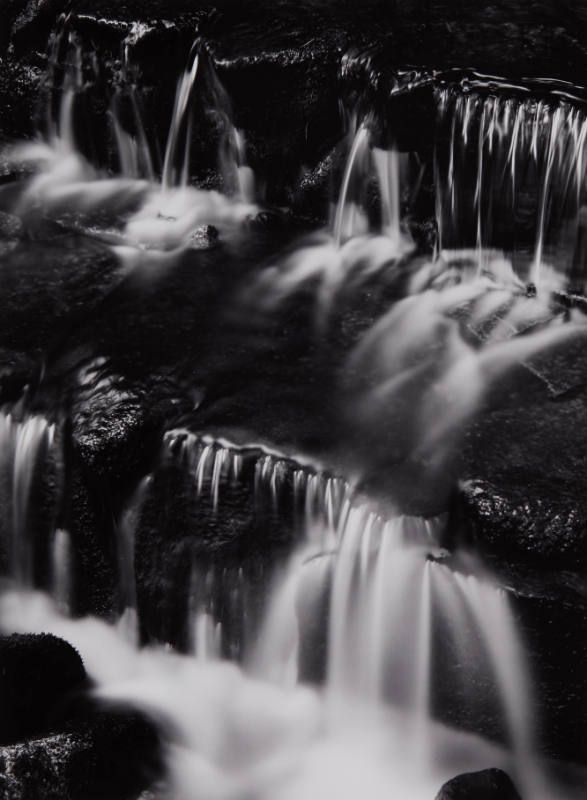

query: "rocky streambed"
left=1, top=2, right=587, bottom=799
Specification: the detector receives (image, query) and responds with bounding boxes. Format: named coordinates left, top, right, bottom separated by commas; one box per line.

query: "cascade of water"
left=165, top=431, right=352, bottom=535
left=372, top=147, right=403, bottom=245
left=333, top=123, right=371, bottom=245
left=112, top=24, right=157, bottom=180
left=435, top=86, right=587, bottom=285
left=110, top=39, right=156, bottom=181
left=345, top=250, right=587, bottom=480
left=109, top=432, right=356, bottom=657
left=0, top=413, right=57, bottom=586
left=115, top=474, right=152, bottom=645
left=257, top=122, right=413, bottom=319
left=532, top=105, right=565, bottom=284
left=218, top=123, right=255, bottom=203
left=10, top=31, right=258, bottom=251
left=186, top=561, right=245, bottom=661
left=162, top=43, right=200, bottom=191
left=45, top=26, right=84, bottom=152
left=156, top=425, right=538, bottom=769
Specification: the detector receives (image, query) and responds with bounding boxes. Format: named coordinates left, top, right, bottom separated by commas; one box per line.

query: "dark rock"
left=0, top=58, right=41, bottom=143
left=460, top=390, right=587, bottom=568
left=0, top=236, right=121, bottom=369
left=0, top=348, right=36, bottom=405
left=0, top=703, right=163, bottom=800
left=3, top=2, right=587, bottom=177
left=435, top=768, right=522, bottom=800
left=64, top=467, right=117, bottom=619
left=61, top=702, right=164, bottom=800
left=187, top=223, right=219, bottom=248
left=0, top=633, right=86, bottom=746
left=0, top=210, right=23, bottom=239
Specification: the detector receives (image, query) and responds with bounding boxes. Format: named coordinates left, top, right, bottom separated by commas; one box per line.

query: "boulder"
left=0, top=633, right=86, bottom=745
left=435, top=767, right=522, bottom=800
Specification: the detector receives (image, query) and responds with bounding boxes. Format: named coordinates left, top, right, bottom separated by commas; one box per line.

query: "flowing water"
left=1, top=22, right=587, bottom=800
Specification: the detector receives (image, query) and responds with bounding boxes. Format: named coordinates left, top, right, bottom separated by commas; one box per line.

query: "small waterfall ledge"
left=1, top=4, right=587, bottom=800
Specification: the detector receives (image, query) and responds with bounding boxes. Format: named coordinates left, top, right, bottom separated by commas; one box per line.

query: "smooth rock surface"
left=435, top=767, right=522, bottom=799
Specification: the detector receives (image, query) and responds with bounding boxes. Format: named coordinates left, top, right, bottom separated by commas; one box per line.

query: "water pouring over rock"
left=0, top=4, right=587, bottom=799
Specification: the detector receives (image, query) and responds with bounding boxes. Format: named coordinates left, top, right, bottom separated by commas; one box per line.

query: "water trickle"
left=111, top=31, right=156, bottom=181
left=162, top=42, right=200, bottom=191
left=164, top=431, right=353, bottom=534
left=10, top=33, right=257, bottom=251
left=44, top=23, right=84, bottom=153
left=0, top=413, right=57, bottom=585
left=115, top=474, right=151, bottom=645
left=3, top=20, right=587, bottom=800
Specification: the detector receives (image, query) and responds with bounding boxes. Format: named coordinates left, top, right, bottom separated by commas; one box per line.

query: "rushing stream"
left=2, top=16, right=587, bottom=800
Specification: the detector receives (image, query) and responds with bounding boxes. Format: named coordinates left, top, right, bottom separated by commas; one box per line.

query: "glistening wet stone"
left=0, top=704, right=163, bottom=800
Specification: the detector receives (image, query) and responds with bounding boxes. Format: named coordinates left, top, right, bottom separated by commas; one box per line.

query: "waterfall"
left=115, top=474, right=152, bottom=645
left=435, top=86, right=587, bottom=286
left=322, top=512, right=535, bottom=764
left=0, top=413, right=57, bottom=586
left=162, top=43, right=200, bottom=191
left=124, top=432, right=354, bottom=658
left=110, top=27, right=156, bottom=181
left=332, top=121, right=411, bottom=251
left=0, top=490, right=550, bottom=798
left=10, top=32, right=257, bottom=250
left=51, top=528, right=72, bottom=614
left=333, top=123, right=371, bottom=245
left=164, top=431, right=351, bottom=536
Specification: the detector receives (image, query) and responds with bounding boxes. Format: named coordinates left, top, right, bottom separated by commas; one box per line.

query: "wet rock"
left=3, top=2, right=587, bottom=203
left=0, top=703, right=163, bottom=800
left=460, top=391, right=587, bottom=568
left=134, top=438, right=302, bottom=648
left=65, top=468, right=117, bottom=619
left=70, top=366, right=160, bottom=483
left=0, top=236, right=121, bottom=370
left=63, top=365, right=191, bottom=618
left=187, top=223, right=219, bottom=249
left=461, top=477, right=587, bottom=565
left=435, top=767, right=522, bottom=800
left=0, top=58, right=41, bottom=143
left=0, top=210, right=23, bottom=239
left=0, top=633, right=86, bottom=745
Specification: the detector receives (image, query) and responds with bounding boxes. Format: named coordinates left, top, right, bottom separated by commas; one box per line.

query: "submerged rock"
left=435, top=767, right=522, bottom=800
